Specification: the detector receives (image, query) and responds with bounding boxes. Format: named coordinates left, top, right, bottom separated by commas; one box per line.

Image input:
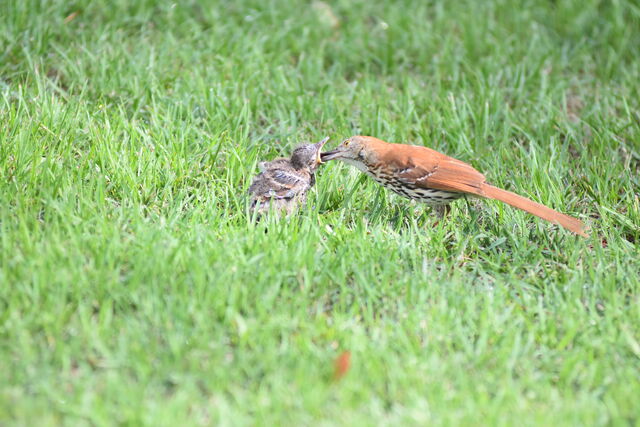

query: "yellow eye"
left=343, top=140, right=350, bottom=146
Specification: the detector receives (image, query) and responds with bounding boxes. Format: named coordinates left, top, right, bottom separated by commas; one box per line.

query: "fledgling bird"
left=321, top=135, right=588, bottom=237
left=248, top=137, right=329, bottom=215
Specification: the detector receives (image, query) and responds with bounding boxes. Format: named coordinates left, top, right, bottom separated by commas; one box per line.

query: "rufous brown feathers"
left=481, top=184, right=588, bottom=237
left=355, top=136, right=588, bottom=237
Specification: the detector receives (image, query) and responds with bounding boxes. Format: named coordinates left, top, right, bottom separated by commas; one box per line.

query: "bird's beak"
left=314, top=137, right=330, bottom=165
left=320, top=146, right=343, bottom=162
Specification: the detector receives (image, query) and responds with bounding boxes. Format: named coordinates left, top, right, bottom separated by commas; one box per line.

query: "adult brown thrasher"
left=321, top=135, right=588, bottom=237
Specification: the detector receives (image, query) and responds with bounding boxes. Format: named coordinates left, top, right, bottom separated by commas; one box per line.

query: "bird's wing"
left=386, top=145, right=487, bottom=195
left=251, top=168, right=309, bottom=200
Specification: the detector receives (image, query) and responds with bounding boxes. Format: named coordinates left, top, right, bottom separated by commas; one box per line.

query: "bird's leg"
left=433, top=204, right=451, bottom=219
left=430, top=204, right=451, bottom=227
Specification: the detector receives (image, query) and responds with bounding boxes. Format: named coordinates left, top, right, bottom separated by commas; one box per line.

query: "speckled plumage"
left=248, top=137, right=329, bottom=215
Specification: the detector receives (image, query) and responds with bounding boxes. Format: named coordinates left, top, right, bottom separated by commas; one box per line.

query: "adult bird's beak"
left=320, top=145, right=343, bottom=162
left=314, top=137, right=330, bottom=165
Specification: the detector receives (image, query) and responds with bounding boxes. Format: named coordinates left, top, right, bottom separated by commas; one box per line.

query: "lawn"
left=1, top=0, right=639, bottom=425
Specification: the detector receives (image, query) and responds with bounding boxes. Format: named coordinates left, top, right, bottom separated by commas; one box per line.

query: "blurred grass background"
left=1, top=0, right=639, bottom=424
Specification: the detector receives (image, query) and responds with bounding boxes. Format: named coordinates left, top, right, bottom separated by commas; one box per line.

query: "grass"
left=1, top=0, right=639, bottom=424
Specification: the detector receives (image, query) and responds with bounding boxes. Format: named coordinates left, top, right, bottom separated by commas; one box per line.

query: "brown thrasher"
left=321, top=136, right=588, bottom=237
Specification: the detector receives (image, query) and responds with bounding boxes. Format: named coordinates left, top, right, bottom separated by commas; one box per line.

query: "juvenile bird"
left=248, top=137, right=329, bottom=215
left=321, top=135, right=588, bottom=237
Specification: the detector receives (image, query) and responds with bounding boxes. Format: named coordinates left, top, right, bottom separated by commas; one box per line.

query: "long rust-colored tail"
left=481, top=184, right=588, bottom=237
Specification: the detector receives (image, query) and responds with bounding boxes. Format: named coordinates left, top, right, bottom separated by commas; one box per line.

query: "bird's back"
left=363, top=137, right=488, bottom=196
left=248, top=162, right=313, bottom=215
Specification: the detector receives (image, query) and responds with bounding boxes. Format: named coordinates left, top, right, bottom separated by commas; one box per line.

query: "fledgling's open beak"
left=314, top=137, right=330, bottom=165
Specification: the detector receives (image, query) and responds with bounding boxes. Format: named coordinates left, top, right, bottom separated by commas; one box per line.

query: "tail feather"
left=481, top=184, right=588, bottom=237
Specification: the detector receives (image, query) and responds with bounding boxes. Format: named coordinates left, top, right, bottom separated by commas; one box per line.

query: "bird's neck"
left=295, top=165, right=313, bottom=175
left=341, top=158, right=370, bottom=173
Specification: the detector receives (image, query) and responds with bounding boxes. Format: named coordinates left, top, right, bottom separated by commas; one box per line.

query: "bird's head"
left=290, top=136, right=330, bottom=171
left=320, top=136, right=378, bottom=171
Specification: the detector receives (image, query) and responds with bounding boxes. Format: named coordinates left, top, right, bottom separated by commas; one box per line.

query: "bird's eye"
left=343, top=140, right=350, bottom=146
